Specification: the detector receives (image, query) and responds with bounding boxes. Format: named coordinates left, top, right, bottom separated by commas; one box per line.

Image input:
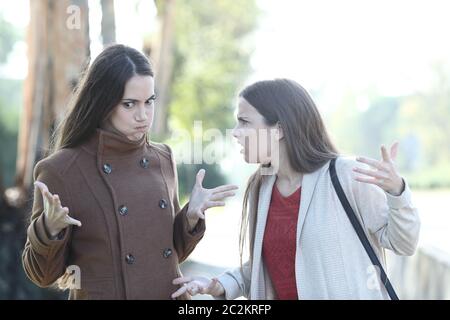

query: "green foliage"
left=177, top=163, right=227, bottom=204
left=163, top=0, right=259, bottom=199
left=0, top=14, right=17, bottom=63
left=0, top=78, right=22, bottom=188
left=329, top=62, right=450, bottom=189
left=169, top=0, right=259, bottom=133
left=0, top=204, right=67, bottom=299
left=407, top=162, right=450, bottom=189
left=0, top=13, right=22, bottom=188
left=327, top=93, right=362, bottom=155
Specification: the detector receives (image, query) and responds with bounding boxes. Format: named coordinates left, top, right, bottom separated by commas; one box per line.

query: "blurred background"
left=0, top=0, right=449, bottom=299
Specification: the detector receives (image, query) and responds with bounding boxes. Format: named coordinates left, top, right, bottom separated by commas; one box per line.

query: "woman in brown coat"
left=21, top=44, right=238, bottom=300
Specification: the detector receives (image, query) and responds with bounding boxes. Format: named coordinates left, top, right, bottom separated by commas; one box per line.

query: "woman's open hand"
left=353, top=142, right=405, bottom=196
left=186, top=169, right=238, bottom=223
left=171, top=276, right=224, bottom=299
left=34, top=181, right=81, bottom=238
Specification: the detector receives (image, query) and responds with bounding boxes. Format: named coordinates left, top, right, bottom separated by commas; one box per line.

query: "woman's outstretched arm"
left=22, top=160, right=80, bottom=287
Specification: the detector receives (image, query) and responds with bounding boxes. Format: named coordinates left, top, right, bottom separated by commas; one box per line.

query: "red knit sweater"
left=262, top=184, right=301, bottom=300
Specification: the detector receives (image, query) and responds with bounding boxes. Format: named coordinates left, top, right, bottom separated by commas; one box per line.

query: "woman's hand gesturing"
left=353, top=142, right=405, bottom=196
left=171, top=276, right=224, bottom=299
left=34, top=181, right=82, bottom=238
left=186, top=169, right=238, bottom=225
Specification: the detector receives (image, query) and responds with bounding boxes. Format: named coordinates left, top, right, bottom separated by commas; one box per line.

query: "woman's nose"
left=231, top=126, right=240, bottom=138
left=135, top=105, right=148, bottom=121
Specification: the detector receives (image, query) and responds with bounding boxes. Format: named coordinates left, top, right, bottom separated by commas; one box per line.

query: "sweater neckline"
left=272, top=183, right=301, bottom=205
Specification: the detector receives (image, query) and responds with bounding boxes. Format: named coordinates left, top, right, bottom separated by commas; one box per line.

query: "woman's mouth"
left=135, top=125, right=148, bottom=131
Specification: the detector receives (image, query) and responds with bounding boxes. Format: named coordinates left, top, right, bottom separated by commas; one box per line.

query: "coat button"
left=125, top=254, right=135, bottom=264
left=163, top=248, right=172, bottom=258
left=103, top=163, right=112, bottom=174
left=159, top=199, right=168, bottom=209
left=140, top=157, right=149, bottom=169
left=118, top=205, right=128, bottom=216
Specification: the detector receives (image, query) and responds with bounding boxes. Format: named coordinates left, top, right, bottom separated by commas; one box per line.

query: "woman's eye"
left=239, top=119, right=248, bottom=125
left=145, top=99, right=155, bottom=105
left=122, top=102, right=134, bottom=109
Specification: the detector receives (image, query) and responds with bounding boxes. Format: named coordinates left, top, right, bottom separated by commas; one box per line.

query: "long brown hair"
left=238, top=79, right=338, bottom=271
left=50, top=44, right=154, bottom=154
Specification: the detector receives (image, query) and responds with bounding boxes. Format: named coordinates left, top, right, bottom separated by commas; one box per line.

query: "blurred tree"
left=0, top=0, right=90, bottom=300
left=145, top=0, right=258, bottom=140
left=177, top=163, right=227, bottom=204
left=397, top=61, right=450, bottom=188
left=0, top=14, right=21, bottom=189
left=15, top=0, right=90, bottom=194
left=151, top=0, right=176, bottom=138
left=0, top=13, right=24, bottom=300
left=360, top=97, right=400, bottom=158
left=329, top=61, right=450, bottom=189
left=0, top=13, right=17, bottom=62
left=0, top=79, right=22, bottom=188
left=101, top=0, right=116, bottom=46
left=330, top=88, right=400, bottom=159
left=0, top=189, right=66, bottom=299
left=141, top=0, right=258, bottom=198
left=169, top=0, right=258, bottom=134
left=416, top=61, right=450, bottom=165
left=329, top=92, right=365, bottom=155
left=164, top=0, right=258, bottom=199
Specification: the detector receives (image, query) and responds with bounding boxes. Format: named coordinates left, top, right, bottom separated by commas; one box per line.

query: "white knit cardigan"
left=216, top=157, right=420, bottom=300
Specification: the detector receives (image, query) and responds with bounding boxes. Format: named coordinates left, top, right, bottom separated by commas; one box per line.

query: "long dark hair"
left=51, top=44, right=154, bottom=153
left=238, top=79, right=338, bottom=270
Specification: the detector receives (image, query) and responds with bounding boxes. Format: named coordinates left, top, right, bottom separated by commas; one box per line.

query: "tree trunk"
left=15, top=0, right=90, bottom=193
left=151, top=0, right=176, bottom=139
left=101, top=0, right=116, bottom=46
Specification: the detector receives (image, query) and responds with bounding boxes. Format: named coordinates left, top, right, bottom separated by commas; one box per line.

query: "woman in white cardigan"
left=172, top=79, right=420, bottom=300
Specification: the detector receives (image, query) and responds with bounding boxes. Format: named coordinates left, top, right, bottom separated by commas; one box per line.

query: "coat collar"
left=82, top=128, right=147, bottom=159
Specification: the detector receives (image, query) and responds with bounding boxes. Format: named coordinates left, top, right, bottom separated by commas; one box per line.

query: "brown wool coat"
left=22, top=128, right=205, bottom=299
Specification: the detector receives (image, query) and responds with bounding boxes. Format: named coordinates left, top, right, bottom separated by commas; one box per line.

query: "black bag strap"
left=329, top=158, right=399, bottom=300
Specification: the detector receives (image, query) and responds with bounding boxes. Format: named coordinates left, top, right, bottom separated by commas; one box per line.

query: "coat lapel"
left=253, top=175, right=276, bottom=262
left=250, top=162, right=328, bottom=298
left=296, top=165, right=326, bottom=240
left=254, top=164, right=326, bottom=256
left=294, top=162, right=329, bottom=298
